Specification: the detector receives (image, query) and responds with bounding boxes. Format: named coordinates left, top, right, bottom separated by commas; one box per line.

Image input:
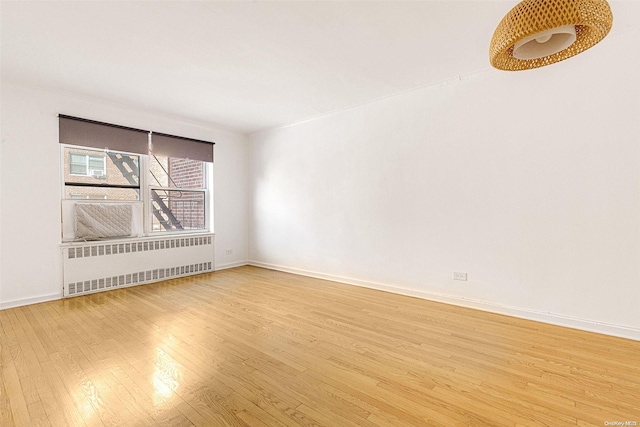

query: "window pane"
left=64, top=147, right=140, bottom=188
left=65, top=186, right=139, bottom=201
left=150, top=155, right=204, bottom=189
left=88, top=156, right=105, bottom=174
left=69, top=153, right=87, bottom=175
left=104, top=152, right=139, bottom=186
left=151, top=189, right=205, bottom=232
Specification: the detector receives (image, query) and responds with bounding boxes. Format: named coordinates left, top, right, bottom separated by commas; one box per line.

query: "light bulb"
left=536, top=34, right=553, bottom=43
left=513, top=25, right=577, bottom=60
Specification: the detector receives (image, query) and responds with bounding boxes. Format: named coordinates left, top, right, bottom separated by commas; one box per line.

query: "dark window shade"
left=151, top=133, right=214, bottom=163
left=59, top=115, right=149, bottom=155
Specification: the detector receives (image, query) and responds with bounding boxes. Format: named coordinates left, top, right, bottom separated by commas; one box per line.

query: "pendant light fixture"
left=490, top=0, right=613, bottom=71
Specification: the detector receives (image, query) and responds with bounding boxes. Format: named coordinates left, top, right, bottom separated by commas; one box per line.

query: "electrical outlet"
left=453, top=272, right=467, bottom=281
left=225, top=249, right=233, bottom=255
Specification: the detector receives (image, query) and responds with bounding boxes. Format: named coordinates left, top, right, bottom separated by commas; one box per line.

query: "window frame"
left=61, top=144, right=213, bottom=237
left=146, top=154, right=211, bottom=235
left=62, top=144, right=142, bottom=202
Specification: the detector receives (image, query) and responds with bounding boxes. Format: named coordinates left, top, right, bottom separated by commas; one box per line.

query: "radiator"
left=61, top=234, right=214, bottom=297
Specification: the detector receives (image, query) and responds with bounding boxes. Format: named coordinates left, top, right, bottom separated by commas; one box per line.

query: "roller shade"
left=59, top=115, right=149, bottom=155
left=151, top=132, right=214, bottom=163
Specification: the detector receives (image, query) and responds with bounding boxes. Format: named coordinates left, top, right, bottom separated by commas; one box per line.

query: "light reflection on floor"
left=152, top=347, right=182, bottom=407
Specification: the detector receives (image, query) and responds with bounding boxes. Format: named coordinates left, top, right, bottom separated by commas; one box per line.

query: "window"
left=69, top=153, right=106, bottom=177
left=59, top=115, right=214, bottom=240
left=149, top=154, right=206, bottom=232
left=63, top=147, right=140, bottom=201
left=147, top=131, right=213, bottom=234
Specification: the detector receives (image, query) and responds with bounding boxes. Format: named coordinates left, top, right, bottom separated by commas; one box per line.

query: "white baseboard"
left=4, top=263, right=638, bottom=342
left=215, top=261, right=249, bottom=271
left=0, top=293, right=61, bottom=310
left=248, top=261, right=640, bottom=342
left=0, top=261, right=251, bottom=310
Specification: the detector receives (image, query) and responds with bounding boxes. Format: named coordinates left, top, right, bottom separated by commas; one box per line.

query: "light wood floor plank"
left=1, top=265, right=639, bottom=426
left=26, top=399, right=50, bottom=427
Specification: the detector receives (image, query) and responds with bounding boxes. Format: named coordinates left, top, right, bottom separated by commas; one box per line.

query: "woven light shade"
left=490, top=0, right=613, bottom=71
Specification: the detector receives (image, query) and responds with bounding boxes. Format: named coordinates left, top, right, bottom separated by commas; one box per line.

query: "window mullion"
left=140, top=153, right=152, bottom=236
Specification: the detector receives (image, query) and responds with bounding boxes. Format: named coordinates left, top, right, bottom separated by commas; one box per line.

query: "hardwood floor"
left=1, top=265, right=638, bottom=426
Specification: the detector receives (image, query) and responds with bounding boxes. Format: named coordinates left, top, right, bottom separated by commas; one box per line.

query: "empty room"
left=1, top=1, right=639, bottom=426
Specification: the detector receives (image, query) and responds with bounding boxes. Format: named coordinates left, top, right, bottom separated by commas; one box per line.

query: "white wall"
left=0, top=82, right=249, bottom=308
left=249, top=29, right=640, bottom=339
left=0, top=83, right=3, bottom=306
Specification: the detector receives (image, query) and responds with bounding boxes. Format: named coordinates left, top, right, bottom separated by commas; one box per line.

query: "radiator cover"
left=61, top=234, right=214, bottom=297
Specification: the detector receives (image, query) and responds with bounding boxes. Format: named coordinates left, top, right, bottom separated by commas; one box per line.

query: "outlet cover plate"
left=453, top=272, right=467, bottom=281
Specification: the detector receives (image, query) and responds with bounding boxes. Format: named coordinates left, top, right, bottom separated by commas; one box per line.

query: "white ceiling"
left=2, top=1, right=639, bottom=134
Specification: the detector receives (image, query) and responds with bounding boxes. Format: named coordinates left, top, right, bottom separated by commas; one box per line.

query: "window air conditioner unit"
left=90, top=170, right=106, bottom=179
